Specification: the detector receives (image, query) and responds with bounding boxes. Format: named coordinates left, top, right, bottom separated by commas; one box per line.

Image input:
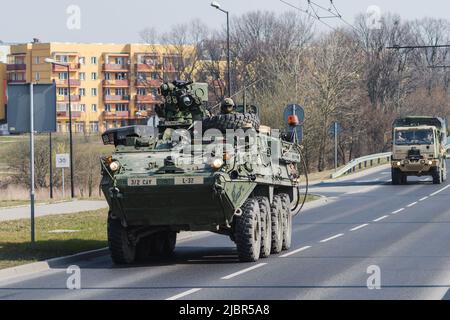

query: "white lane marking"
left=419, top=196, right=429, bottom=202
left=320, top=233, right=344, bottom=243
left=392, top=208, right=405, bottom=214
left=407, top=202, right=418, bottom=208
left=421, top=178, right=429, bottom=182
left=373, top=215, right=389, bottom=222
left=350, top=224, right=369, bottom=232
left=221, top=263, right=267, bottom=280
left=166, top=288, right=202, bottom=300
left=430, top=184, right=450, bottom=197
left=280, top=246, right=312, bottom=258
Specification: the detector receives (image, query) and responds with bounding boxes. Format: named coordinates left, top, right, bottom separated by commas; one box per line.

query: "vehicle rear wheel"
left=280, top=194, right=293, bottom=251
left=108, top=217, right=136, bottom=265
left=270, top=195, right=284, bottom=254
left=234, top=198, right=262, bottom=262
left=255, top=197, right=272, bottom=258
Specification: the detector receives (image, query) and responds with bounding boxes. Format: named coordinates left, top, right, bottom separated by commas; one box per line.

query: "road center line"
left=407, top=202, right=418, bottom=208
left=166, top=288, right=202, bottom=300
left=373, top=215, right=389, bottom=222
left=350, top=224, right=369, bottom=231
left=419, top=196, right=429, bottom=202
left=392, top=208, right=405, bottom=214
left=221, top=263, right=267, bottom=280
left=430, top=184, right=450, bottom=197
left=320, top=233, right=344, bottom=243
left=280, top=246, right=312, bottom=258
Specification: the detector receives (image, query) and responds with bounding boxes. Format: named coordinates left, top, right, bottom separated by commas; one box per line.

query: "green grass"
left=0, top=209, right=108, bottom=270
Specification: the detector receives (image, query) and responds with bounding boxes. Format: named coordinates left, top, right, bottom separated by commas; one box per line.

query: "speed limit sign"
left=56, top=154, right=70, bottom=168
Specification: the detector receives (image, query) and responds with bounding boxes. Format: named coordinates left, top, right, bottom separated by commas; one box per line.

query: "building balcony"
left=52, top=63, right=80, bottom=72
left=135, top=64, right=162, bottom=72
left=103, top=64, right=129, bottom=72
left=102, top=111, right=129, bottom=119
left=135, top=79, right=162, bottom=87
left=104, top=95, right=131, bottom=103
left=136, top=95, right=160, bottom=103
left=7, top=64, right=27, bottom=71
left=7, top=80, right=26, bottom=84
left=57, top=95, right=81, bottom=102
left=102, top=79, right=130, bottom=87
left=55, top=79, right=81, bottom=87
left=57, top=111, right=82, bottom=119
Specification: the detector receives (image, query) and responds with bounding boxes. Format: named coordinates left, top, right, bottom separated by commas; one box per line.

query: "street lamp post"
left=211, top=1, right=232, bottom=97
left=45, top=58, right=75, bottom=198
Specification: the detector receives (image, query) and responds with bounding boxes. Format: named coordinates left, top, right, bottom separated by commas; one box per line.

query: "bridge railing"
left=331, top=152, right=392, bottom=179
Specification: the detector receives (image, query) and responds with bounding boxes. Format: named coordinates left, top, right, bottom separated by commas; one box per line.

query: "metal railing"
left=331, top=152, right=392, bottom=179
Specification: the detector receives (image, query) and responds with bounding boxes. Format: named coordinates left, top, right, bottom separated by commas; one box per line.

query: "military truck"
left=100, top=81, right=305, bottom=264
left=391, top=116, right=447, bottom=185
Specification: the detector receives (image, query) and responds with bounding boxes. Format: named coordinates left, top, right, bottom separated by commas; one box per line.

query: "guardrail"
left=331, top=152, right=392, bottom=179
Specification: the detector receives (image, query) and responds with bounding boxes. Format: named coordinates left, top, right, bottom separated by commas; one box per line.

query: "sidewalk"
left=0, top=200, right=108, bottom=222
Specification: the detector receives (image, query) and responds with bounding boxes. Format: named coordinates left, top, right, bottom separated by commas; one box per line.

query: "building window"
left=58, top=88, right=69, bottom=96
left=137, top=104, right=147, bottom=111
left=137, top=88, right=146, bottom=95
left=91, top=88, right=97, bottom=96
left=104, top=88, right=111, bottom=96
left=75, top=122, right=85, bottom=133
left=90, top=122, right=99, bottom=133
left=79, top=72, right=85, bottom=81
left=57, top=123, right=63, bottom=132
left=59, top=55, right=69, bottom=63
left=91, top=57, right=97, bottom=64
left=80, top=104, right=86, bottom=112
left=104, top=73, right=111, bottom=80
left=35, top=57, right=40, bottom=64
left=59, top=72, right=68, bottom=80
left=65, top=122, right=70, bottom=133
left=91, top=72, right=97, bottom=80
left=35, top=72, right=40, bottom=81
left=151, top=72, right=159, bottom=80
left=116, top=88, right=126, bottom=96
left=116, top=104, right=128, bottom=112
left=92, top=104, right=97, bottom=112
left=79, top=57, right=85, bottom=64
left=79, top=88, right=86, bottom=96
left=105, top=104, right=112, bottom=112
left=116, top=73, right=127, bottom=80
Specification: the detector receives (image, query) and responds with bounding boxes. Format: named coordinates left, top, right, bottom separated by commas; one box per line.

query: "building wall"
left=6, top=42, right=194, bottom=134
left=0, top=63, right=6, bottom=122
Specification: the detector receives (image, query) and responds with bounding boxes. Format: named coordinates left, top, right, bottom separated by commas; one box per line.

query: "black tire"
left=391, top=168, right=401, bottom=185
left=280, top=194, right=293, bottom=251
left=202, top=113, right=260, bottom=132
left=401, top=174, right=407, bottom=185
left=234, top=198, right=262, bottom=262
left=433, top=167, right=442, bottom=184
left=108, top=217, right=136, bottom=264
left=255, top=197, right=272, bottom=258
left=270, top=195, right=284, bottom=254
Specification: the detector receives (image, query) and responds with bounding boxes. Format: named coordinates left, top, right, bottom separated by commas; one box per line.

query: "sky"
left=1, top=0, right=450, bottom=44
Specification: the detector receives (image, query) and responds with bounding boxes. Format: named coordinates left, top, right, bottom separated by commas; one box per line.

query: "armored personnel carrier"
left=100, top=81, right=305, bottom=264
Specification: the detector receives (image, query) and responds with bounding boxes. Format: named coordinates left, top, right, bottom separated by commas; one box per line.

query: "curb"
left=0, top=231, right=210, bottom=283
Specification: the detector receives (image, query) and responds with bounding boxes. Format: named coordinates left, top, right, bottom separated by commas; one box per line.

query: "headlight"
left=396, top=162, right=401, bottom=166
left=428, top=160, right=433, bottom=165
left=109, top=161, right=121, bottom=172
left=211, top=158, right=224, bottom=170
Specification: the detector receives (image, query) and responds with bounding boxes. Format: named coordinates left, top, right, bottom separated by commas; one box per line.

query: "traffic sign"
left=56, top=154, right=70, bottom=168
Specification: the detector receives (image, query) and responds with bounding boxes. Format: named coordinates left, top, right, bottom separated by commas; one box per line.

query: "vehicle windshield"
left=395, top=129, right=434, bottom=145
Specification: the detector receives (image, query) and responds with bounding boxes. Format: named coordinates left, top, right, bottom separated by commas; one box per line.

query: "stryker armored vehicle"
left=391, top=116, right=447, bottom=185
left=100, top=80, right=305, bottom=264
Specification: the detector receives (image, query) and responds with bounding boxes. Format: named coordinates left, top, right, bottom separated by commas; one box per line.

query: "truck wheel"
left=270, top=195, right=284, bottom=254
left=433, top=168, right=442, bottom=184
left=108, top=217, right=136, bottom=264
left=255, top=197, right=272, bottom=258
left=234, top=198, right=262, bottom=262
left=391, top=168, right=401, bottom=185
left=280, top=194, right=293, bottom=251
left=401, top=174, right=407, bottom=185
left=150, top=232, right=177, bottom=257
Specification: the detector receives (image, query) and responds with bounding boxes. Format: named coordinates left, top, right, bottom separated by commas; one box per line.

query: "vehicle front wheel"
left=108, top=217, right=136, bottom=265
left=234, top=198, right=262, bottom=262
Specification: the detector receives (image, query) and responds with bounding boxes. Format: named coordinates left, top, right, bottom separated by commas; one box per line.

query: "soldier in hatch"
left=221, top=98, right=236, bottom=115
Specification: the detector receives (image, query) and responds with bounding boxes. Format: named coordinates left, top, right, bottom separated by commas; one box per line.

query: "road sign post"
left=56, top=154, right=70, bottom=199
left=30, top=84, right=35, bottom=244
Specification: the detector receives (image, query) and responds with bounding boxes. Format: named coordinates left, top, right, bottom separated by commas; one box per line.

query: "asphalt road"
left=2, top=163, right=450, bottom=300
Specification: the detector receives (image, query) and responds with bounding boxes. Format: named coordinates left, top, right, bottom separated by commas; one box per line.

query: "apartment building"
left=5, top=42, right=191, bottom=133
left=0, top=44, right=10, bottom=133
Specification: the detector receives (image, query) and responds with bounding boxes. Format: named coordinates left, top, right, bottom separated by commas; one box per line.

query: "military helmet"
left=221, top=98, right=235, bottom=113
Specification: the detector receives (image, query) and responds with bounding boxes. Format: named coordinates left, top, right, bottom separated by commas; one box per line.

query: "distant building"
left=4, top=42, right=195, bottom=134
left=0, top=43, right=11, bottom=134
